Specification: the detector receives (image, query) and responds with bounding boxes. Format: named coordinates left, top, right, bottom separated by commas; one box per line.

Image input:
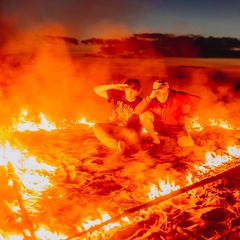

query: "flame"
left=80, top=211, right=121, bottom=232
left=0, top=233, right=23, bottom=240
left=11, top=109, right=96, bottom=132
left=187, top=117, right=203, bottom=131
left=186, top=170, right=193, bottom=185
left=0, top=140, right=56, bottom=239
left=194, top=145, right=240, bottom=173
left=74, top=209, right=130, bottom=239
left=227, top=145, right=240, bottom=157
left=0, top=141, right=55, bottom=193
left=148, top=177, right=180, bottom=200
left=209, top=118, right=233, bottom=129
left=34, top=225, right=67, bottom=240
left=12, top=109, right=56, bottom=132
left=2, top=109, right=240, bottom=238
left=77, top=117, right=95, bottom=127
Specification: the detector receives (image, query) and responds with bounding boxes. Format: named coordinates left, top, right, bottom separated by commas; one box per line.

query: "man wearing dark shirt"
left=92, top=78, right=142, bottom=153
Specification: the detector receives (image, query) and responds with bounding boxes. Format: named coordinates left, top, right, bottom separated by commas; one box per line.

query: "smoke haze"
left=0, top=0, right=240, bottom=128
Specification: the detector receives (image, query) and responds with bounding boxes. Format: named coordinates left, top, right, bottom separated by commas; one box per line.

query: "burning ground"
left=0, top=108, right=240, bottom=240
left=1, top=2, right=240, bottom=238
left=1, top=54, right=240, bottom=239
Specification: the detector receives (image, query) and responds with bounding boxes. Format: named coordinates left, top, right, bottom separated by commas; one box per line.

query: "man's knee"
left=177, top=136, right=194, bottom=147
left=139, top=111, right=154, bottom=124
left=129, top=130, right=139, bottom=140
left=92, top=123, right=100, bottom=132
left=126, top=129, right=140, bottom=145
left=92, top=123, right=105, bottom=136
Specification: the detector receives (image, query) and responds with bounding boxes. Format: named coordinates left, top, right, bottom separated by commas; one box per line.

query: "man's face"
left=156, top=89, right=169, bottom=103
left=125, top=87, right=139, bottom=102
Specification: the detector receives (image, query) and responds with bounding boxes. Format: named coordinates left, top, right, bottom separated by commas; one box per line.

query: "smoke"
left=167, top=67, right=240, bottom=127
left=1, top=38, right=240, bottom=128
left=0, top=0, right=149, bottom=40
left=0, top=1, right=240, bottom=128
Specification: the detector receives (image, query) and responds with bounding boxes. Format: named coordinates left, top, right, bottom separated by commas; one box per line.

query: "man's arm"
left=134, top=82, right=162, bottom=114
left=94, top=83, right=128, bottom=99
left=134, top=96, right=153, bottom=114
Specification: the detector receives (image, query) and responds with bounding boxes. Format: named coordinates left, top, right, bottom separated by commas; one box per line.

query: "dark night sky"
left=1, top=0, right=240, bottom=40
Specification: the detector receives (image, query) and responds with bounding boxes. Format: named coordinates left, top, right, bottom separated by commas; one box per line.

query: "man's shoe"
left=118, top=141, right=127, bottom=153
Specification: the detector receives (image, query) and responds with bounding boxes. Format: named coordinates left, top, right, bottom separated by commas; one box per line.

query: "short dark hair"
left=124, top=78, right=141, bottom=91
left=153, top=80, right=169, bottom=90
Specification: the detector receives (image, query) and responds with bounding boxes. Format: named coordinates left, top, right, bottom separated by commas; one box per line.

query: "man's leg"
left=92, top=123, right=140, bottom=152
left=92, top=123, right=119, bottom=150
left=139, top=111, right=160, bottom=144
left=170, top=125, right=195, bottom=147
left=177, top=135, right=194, bottom=147
left=113, top=126, right=142, bottom=152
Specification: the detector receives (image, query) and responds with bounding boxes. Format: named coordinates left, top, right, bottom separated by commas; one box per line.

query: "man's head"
left=125, top=78, right=141, bottom=91
left=124, top=78, right=141, bottom=102
left=153, top=80, right=169, bottom=90
left=153, top=80, right=170, bottom=103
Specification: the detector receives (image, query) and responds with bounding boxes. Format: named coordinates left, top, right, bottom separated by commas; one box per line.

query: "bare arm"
left=94, top=83, right=128, bottom=99
left=134, top=96, right=153, bottom=115
left=134, top=82, right=159, bottom=115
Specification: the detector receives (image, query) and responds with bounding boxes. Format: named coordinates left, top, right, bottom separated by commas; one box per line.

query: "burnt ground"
left=1, top=124, right=240, bottom=239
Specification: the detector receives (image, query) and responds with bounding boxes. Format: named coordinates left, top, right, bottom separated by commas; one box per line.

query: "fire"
left=12, top=109, right=56, bottom=132
left=194, top=144, right=240, bottom=174
left=34, top=225, right=67, bottom=239
left=227, top=145, right=240, bottom=157
left=0, top=141, right=55, bottom=192
left=77, top=117, right=95, bottom=127
left=148, top=177, right=180, bottom=200
left=205, top=151, right=231, bottom=167
left=75, top=210, right=130, bottom=239
left=187, top=117, right=203, bottom=131
left=11, top=109, right=95, bottom=132
left=0, top=140, right=57, bottom=239
left=1, top=108, right=239, bottom=239
left=209, top=118, right=233, bottom=129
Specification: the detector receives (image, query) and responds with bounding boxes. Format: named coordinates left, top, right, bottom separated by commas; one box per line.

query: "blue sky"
left=1, top=0, right=240, bottom=40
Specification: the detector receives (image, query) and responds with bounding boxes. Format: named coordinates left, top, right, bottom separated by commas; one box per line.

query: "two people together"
left=92, top=78, right=201, bottom=154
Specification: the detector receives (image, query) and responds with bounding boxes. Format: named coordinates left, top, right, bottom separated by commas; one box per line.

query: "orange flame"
left=187, top=117, right=203, bottom=131
left=209, top=118, right=233, bottom=129
left=148, top=177, right=180, bottom=200
left=0, top=141, right=56, bottom=239
left=77, top=117, right=95, bottom=127
left=12, top=109, right=56, bottom=132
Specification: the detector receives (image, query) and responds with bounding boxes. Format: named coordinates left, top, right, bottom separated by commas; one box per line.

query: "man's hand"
left=94, top=83, right=128, bottom=99
left=149, top=89, right=159, bottom=99
left=153, top=81, right=163, bottom=90
left=149, top=81, right=168, bottom=99
left=149, top=81, right=164, bottom=99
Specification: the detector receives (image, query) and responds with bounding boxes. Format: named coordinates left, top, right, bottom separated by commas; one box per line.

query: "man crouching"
left=135, top=80, right=201, bottom=148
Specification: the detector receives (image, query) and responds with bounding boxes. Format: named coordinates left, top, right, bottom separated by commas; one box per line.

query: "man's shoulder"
left=171, top=89, right=187, bottom=95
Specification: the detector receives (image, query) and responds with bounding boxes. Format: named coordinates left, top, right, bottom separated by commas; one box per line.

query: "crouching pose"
left=135, top=80, right=201, bottom=147
left=92, top=78, right=143, bottom=153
